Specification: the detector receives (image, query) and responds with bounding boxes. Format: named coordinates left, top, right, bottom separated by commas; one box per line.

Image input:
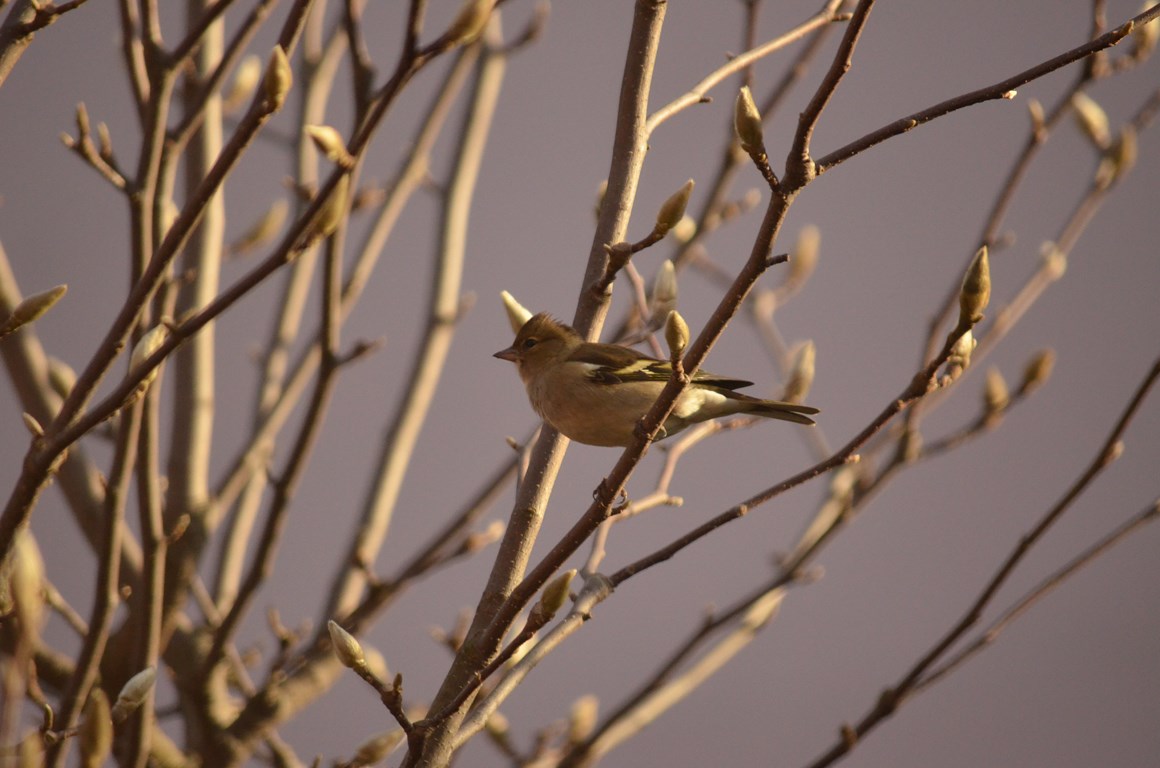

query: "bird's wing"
left=567, top=343, right=753, bottom=390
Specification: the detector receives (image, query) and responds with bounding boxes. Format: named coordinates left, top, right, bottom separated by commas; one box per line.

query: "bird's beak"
left=493, top=346, right=518, bottom=363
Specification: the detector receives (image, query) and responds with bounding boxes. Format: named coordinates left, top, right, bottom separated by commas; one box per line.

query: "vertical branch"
left=415, top=3, right=667, bottom=766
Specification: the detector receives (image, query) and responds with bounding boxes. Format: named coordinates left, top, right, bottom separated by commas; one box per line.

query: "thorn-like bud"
left=788, top=225, right=820, bottom=287
left=231, top=199, right=289, bottom=256
left=444, top=0, right=497, bottom=46
left=21, top=412, right=43, bottom=438
left=568, top=695, right=599, bottom=744
left=1070, top=92, right=1110, bottom=149
left=664, top=310, right=689, bottom=361
left=80, top=688, right=112, bottom=768
left=328, top=620, right=366, bottom=670
left=983, top=366, right=1009, bottom=416
left=1027, top=98, right=1046, bottom=135
left=1019, top=349, right=1055, bottom=394
left=649, top=260, right=678, bottom=323
left=734, top=85, right=765, bottom=156
left=224, top=54, right=262, bottom=113
left=262, top=45, right=292, bottom=112
left=111, top=667, right=156, bottom=723
left=957, top=245, right=991, bottom=327
left=308, top=174, right=350, bottom=241
left=1132, top=3, right=1160, bottom=60
left=654, top=179, right=694, bottom=236
left=532, top=568, right=576, bottom=624
left=304, top=124, right=354, bottom=168
left=1039, top=241, right=1067, bottom=281
left=501, top=291, right=533, bottom=333
left=782, top=340, right=816, bottom=404
left=351, top=730, right=405, bottom=765
left=1101, top=124, right=1138, bottom=187
left=0, top=285, right=68, bottom=338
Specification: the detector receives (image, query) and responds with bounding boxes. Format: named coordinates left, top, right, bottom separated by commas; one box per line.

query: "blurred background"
left=1, top=1, right=1158, bottom=766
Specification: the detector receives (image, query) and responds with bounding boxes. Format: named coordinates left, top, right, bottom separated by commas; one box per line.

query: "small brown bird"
left=494, top=313, right=818, bottom=447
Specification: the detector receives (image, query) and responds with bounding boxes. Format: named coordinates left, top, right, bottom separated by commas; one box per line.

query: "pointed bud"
left=957, top=246, right=991, bottom=327
left=0, top=285, right=68, bottom=338
left=1106, top=124, right=1138, bottom=184
left=782, top=340, right=816, bottom=404
left=654, top=179, right=694, bottom=236
left=304, top=124, right=354, bottom=168
left=649, top=261, right=678, bottom=322
left=80, top=688, right=113, bottom=768
left=734, top=86, right=765, bottom=155
left=111, top=667, right=156, bottom=723
left=328, top=620, right=366, bottom=670
left=1071, top=92, right=1110, bottom=149
left=309, top=174, right=350, bottom=241
left=1039, top=241, right=1067, bottom=281
left=944, top=329, right=975, bottom=384
left=983, top=366, right=1009, bottom=416
left=352, top=730, right=405, bottom=765
left=501, top=291, right=533, bottom=333
left=788, top=225, right=820, bottom=286
left=444, top=0, right=496, bottom=46
left=9, top=530, right=45, bottom=639
left=664, top=310, right=689, bottom=361
left=1019, top=349, right=1055, bottom=393
left=1132, top=3, right=1160, bottom=60
left=568, top=695, right=599, bottom=744
left=262, top=45, right=292, bottom=112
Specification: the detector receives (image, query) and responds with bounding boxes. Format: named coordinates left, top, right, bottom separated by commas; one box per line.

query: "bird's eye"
left=522, top=337, right=537, bottom=350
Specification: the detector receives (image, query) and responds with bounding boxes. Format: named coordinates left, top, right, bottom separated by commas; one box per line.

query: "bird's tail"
left=742, top=396, right=819, bottom=425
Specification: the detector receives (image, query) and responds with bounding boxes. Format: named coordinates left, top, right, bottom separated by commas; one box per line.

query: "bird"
left=494, top=313, right=818, bottom=447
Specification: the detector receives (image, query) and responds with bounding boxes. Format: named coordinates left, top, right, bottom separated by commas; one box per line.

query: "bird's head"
left=494, top=313, right=580, bottom=380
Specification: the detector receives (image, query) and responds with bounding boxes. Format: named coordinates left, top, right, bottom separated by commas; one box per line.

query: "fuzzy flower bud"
left=532, top=569, right=576, bottom=624
left=734, top=86, right=765, bottom=156
left=664, top=310, right=689, bottom=361
left=654, top=179, right=694, bottom=236
left=0, top=285, right=67, bottom=339
left=782, top=340, right=816, bottom=404
left=568, top=695, right=599, bottom=744
left=262, top=45, right=292, bottom=112
left=788, top=225, right=820, bottom=287
left=309, top=174, right=350, bottom=241
left=231, top=199, right=289, bottom=256
left=943, top=329, right=975, bottom=384
left=649, top=260, right=678, bottom=323
left=21, top=412, right=43, bottom=438
left=444, top=0, right=496, bottom=46
left=983, top=366, right=1009, bottom=416
left=224, top=54, right=262, bottom=113
left=1040, top=241, right=1067, bottom=281
left=304, top=124, right=354, bottom=168
left=501, top=291, right=533, bottom=333
left=1020, top=349, right=1055, bottom=393
left=125, top=324, right=169, bottom=405
left=47, top=356, right=77, bottom=399
left=1071, top=92, right=1110, bottom=149
left=1132, top=3, right=1160, bottom=60
left=111, top=667, right=156, bottom=723
left=80, top=689, right=112, bottom=768
left=958, top=245, right=991, bottom=327
left=328, top=620, right=366, bottom=670
left=351, top=730, right=405, bottom=766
